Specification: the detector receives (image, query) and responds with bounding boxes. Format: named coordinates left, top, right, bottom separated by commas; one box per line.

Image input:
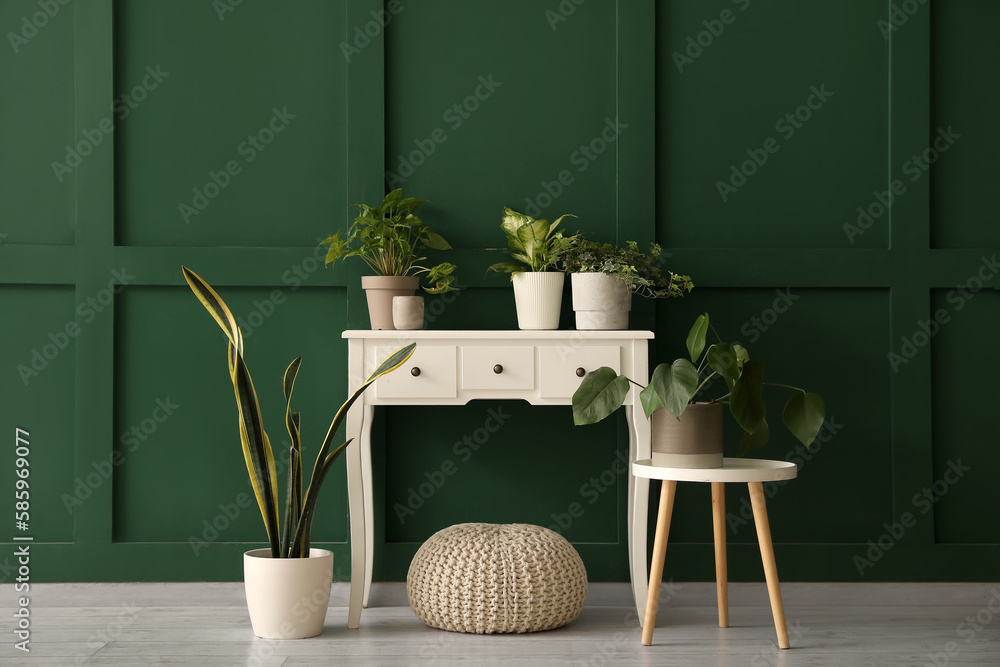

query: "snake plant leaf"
left=639, top=382, right=663, bottom=419
left=707, top=343, right=740, bottom=381
left=782, top=392, right=826, bottom=447
left=740, top=418, right=770, bottom=456
left=182, top=267, right=241, bottom=352
left=572, top=367, right=630, bottom=425
left=650, top=359, right=699, bottom=420
left=686, top=313, right=709, bottom=362
left=290, top=439, right=350, bottom=558
left=281, top=445, right=300, bottom=557
left=730, top=358, right=766, bottom=435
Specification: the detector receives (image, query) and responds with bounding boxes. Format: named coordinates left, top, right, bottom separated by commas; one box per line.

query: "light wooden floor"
left=3, top=582, right=999, bottom=666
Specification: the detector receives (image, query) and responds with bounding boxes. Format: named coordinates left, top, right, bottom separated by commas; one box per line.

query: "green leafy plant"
left=182, top=266, right=415, bottom=557
left=572, top=313, right=826, bottom=456
left=320, top=189, right=458, bottom=294
left=560, top=238, right=694, bottom=298
left=487, top=207, right=578, bottom=274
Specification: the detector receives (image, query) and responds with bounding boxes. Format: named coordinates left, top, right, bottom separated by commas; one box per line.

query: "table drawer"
left=375, top=345, right=457, bottom=399
left=539, top=345, right=621, bottom=398
left=462, top=346, right=535, bottom=390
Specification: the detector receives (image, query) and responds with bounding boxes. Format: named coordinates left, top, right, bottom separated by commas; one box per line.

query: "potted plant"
left=560, top=238, right=694, bottom=330
left=572, top=313, right=825, bottom=467
left=320, top=189, right=458, bottom=330
left=487, top=207, right=577, bottom=330
left=182, top=266, right=415, bottom=638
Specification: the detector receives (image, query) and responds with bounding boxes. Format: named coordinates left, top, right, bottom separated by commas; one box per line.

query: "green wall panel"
left=929, top=2, right=1000, bottom=249
left=0, top=286, right=77, bottom=544
left=112, top=285, right=349, bottom=548
left=385, top=0, right=618, bottom=248
left=656, top=0, right=889, bottom=249
left=930, top=289, right=1000, bottom=545
left=0, top=0, right=76, bottom=245
left=113, top=0, right=349, bottom=247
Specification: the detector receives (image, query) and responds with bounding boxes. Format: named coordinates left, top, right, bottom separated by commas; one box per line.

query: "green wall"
left=1, top=0, right=997, bottom=584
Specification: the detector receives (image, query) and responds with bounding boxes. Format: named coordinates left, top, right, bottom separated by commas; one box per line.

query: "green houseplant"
left=487, top=206, right=578, bottom=330
left=320, top=189, right=458, bottom=329
left=560, top=239, right=694, bottom=330
left=573, top=313, right=825, bottom=466
left=182, top=266, right=415, bottom=638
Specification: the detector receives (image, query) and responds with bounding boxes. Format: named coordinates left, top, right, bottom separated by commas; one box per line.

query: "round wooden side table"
left=631, top=458, right=798, bottom=648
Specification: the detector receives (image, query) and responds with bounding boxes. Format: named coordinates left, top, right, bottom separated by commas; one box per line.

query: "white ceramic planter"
left=571, top=272, right=632, bottom=330
left=244, top=548, right=333, bottom=639
left=361, top=276, right=419, bottom=330
left=392, top=296, right=425, bottom=330
left=512, top=272, right=564, bottom=330
left=651, top=402, right=723, bottom=468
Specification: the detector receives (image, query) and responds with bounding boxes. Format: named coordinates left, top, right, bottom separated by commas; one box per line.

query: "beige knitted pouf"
left=407, top=523, right=588, bottom=634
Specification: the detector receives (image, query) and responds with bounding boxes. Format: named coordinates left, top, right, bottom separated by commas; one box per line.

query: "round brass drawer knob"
left=411, top=367, right=421, bottom=377
left=494, top=364, right=503, bottom=374
left=576, top=367, right=586, bottom=377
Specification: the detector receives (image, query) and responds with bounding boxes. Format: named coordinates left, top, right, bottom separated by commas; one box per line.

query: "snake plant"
left=182, top=267, right=415, bottom=557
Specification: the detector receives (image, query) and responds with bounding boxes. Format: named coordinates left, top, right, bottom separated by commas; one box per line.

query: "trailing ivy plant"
left=572, top=313, right=826, bottom=456
left=320, top=189, right=458, bottom=294
left=487, top=206, right=578, bottom=274
left=559, top=238, right=694, bottom=299
left=183, top=266, right=415, bottom=557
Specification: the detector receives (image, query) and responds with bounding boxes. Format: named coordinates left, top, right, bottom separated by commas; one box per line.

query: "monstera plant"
left=573, top=313, right=826, bottom=459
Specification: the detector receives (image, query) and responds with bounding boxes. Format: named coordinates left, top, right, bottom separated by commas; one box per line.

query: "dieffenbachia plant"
left=183, top=266, right=415, bottom=557
left=487, top=207, right=578, bottom=274
left=572, top=313, right=826, bottom=456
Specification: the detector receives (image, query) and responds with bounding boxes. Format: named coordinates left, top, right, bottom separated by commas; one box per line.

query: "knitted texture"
left=407, top=523, right=588, bottom=634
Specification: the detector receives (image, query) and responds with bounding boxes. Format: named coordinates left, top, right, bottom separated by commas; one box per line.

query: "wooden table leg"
left=748, top=481, right=790, bottom=649
left=642, top=480, right=677, bottom=646
left=712, top=482, right=728, bottom=628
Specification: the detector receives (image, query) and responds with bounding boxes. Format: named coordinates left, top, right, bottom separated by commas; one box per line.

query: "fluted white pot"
left=571, top=272, right=632, bottom=330
left=512, top=272, right=564, bottom=330
left=651, top=402, right=723, bottom=469
left=244, top=548, right=333, bottom=639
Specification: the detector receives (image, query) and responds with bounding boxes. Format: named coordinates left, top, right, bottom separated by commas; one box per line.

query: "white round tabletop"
left=632, top=458, right=797, bottom=483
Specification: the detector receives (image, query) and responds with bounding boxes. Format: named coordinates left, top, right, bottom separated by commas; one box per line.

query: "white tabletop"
left=632, top=458, right=797, bottom=483
left=342, top=330, right=654, bottom=340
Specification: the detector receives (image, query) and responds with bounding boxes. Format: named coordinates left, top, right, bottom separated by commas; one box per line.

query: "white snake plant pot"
left=244, top=548, right=333, bottom=639
left=651, top=402, right=724, bottom=468
left=571, top=272, right=632, bottom=330
left=512, top=271, right=564, bottom=330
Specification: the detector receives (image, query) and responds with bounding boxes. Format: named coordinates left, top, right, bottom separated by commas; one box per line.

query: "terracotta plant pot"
left=361, top=275, right=419, bottom=330
left=571, top=272, right=632, bottom=330
left=651, top=402, right=723, bottom=468
left=243, top=548, right=333, bottom=639
left=512, top=272, right=564, bottom=330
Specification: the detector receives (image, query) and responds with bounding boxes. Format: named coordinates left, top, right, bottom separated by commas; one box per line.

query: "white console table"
left=342, top=330, right=653, bottom=629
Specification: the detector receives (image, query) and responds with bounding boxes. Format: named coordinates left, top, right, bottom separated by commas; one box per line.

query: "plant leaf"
left=423, top=230, right=451, bottom=250
left=733, top=344, right=749, bottom=364
left=730, top=358, right=766, bottom=434
left=707, top=343, right=740, bottom=381
left=782, top=392, right=826, bottom=447
left=487, top=262, right=524, bottom=274
left=650, top=359, right=700, bottom=419
left=740, top=418, right=770, bottom=456
left=182, top=267, right=241, bottom=353
left=501, top=207, right=534, bottom=237
left=639, top=383, right=663, bottom=419
left=572, top=367, right=630, bottom=425
left=686, top=313, right=709, bottom=362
